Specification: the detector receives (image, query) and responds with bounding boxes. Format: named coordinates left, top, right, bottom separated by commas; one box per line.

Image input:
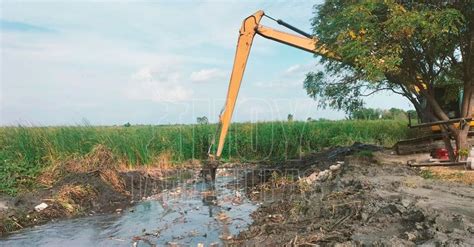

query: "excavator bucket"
left=201, top=159, right=219, bottom=182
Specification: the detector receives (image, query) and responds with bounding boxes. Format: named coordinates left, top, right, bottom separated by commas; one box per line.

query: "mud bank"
left=1, top=168, right=257, bottom=246
left=232, top=144, right=474, bottom=246
left=0, top=146, right=186, bottom=236
left=2, top=143, right=473, bottom=245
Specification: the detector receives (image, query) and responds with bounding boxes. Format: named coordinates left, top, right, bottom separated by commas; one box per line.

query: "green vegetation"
left=0, top=120, right=408, bottom=194
left=306, top=1, right=471, bottom=120
left=355, top=150, right=374, bottom=159
left=196, top=116, right=209, bottom=125
left=349, top=107, right=410, bottom=121
left=287, top=114, right=294, bottom=122
left=420, top=170, right=435, bottom=179
left=305, top=1, right=472, bottom=156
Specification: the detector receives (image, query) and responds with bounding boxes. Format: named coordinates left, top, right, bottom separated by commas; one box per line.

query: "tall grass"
left=0, top=120, right=408, bottom=194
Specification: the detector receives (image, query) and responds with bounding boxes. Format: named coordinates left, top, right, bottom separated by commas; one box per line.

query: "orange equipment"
left=208, top=10, right=339, bottom=159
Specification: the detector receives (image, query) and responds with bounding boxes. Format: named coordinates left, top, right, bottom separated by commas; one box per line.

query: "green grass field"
left=0, top=120, right=408, bottom=194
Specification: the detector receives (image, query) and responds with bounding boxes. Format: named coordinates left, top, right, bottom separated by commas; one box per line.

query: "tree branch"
left=359, top=87, right=392, bottom=97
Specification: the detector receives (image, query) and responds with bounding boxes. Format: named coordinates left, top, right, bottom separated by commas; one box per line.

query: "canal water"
left=1, top=169, right=259, bottom=246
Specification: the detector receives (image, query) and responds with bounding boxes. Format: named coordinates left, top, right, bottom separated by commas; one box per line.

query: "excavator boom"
left=208, top=10, right=473, bottom=167
left=211, top=10, right=338, bottom=159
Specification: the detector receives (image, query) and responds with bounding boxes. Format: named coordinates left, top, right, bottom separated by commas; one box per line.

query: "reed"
left=0, top=120, right=408, bottom=194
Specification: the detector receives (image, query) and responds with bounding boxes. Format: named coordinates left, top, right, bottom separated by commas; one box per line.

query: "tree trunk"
left=440, top=126, right=456, bottom=160
left=455, top=94, right=473, bottom=160
left=411, top=87, right=470, bottom=161
left=456, top=77, right=473, bottom=160
left=411, top=98, right=434, bottom=123
left=456, top=128, right=470, bottom=160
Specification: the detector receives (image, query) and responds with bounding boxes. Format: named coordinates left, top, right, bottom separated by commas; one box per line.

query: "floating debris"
left=34, top=203, right=48, bottom=212
left=216, top=212, right=230, bottom=222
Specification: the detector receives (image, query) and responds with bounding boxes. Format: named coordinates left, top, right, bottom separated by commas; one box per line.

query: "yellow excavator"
left=206, top=10, right=472, bottom=176
left=207, top=10, right=338, bottom=165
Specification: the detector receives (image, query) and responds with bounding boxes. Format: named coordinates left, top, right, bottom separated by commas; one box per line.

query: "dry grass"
left=403, top=177, right=420, bottom=188
left=372, top=151, right=473, bottom=185
left=37, top=145, right=125, bottom=192
left=55, top=184, right=97, bottom=214
left=1, top=120, right=409, bottom=194
left=151, top=151, right=173, bottom=169
left=36, top=169, right=58, bottom=188
left=424, top=167, right=474, bottom=185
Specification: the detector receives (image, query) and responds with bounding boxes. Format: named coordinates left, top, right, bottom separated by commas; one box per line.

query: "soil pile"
left=0, top=145, right=166, bottom=235
left=233, top=144, right=474, bottom=246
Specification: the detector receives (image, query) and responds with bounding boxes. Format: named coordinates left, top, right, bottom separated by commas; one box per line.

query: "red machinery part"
left=433, top=148, right=457, bottom=160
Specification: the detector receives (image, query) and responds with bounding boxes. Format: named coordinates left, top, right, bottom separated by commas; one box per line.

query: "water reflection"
left=1, top=169, right=257, bottom=246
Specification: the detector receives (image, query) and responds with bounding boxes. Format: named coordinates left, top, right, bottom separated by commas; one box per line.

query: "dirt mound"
left=39, top=144, right=125, bottom=192
left=233, top=146, right=474, bottom=246
left=0, top=145, right=166, bottom=235
left=37, top=145, right=130, bottom=215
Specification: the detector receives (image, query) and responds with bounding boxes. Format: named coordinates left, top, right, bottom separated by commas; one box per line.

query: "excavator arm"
left=210, top=10, right=339, bottom=159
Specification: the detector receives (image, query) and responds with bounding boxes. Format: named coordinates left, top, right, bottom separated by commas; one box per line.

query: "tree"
left=386, top=108, right=408, bottom=120
left=304, top=1, right=473, bottom=159
left=287, top=114, right=294, bottom=122
left=406, top=109, right=418, bottom=122
left=348, top=107, right=409, bottom=120
left=349, top=108, right=382, bottom=120
left=196, top=116, right=209, bottom=125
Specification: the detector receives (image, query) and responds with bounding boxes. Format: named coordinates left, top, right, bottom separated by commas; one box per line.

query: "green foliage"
left=349, top=107, right=410, bottom=120
left=386, top=108, right=408, bottom=121
left=0, top=120, right=409, bottom=194
left=406, top=110, right=417, bottom=117
left=356, top=150, right=374, bottom=159
left=350, top=108, right=382, bottom=120
left=123, top=122, right=131, bottom=127
left=315, top=0, right=464, bottom=77
left=287, top=114, right=294, bottom=122
left=458, top=148, right=469, bottom=158
left=196, top=116, right=209, bottom=125
left=305, top=0, right=471, bottom=119
left=304, top=71, right=364, bottom=114
left=420, top=170, right=435, bottom=179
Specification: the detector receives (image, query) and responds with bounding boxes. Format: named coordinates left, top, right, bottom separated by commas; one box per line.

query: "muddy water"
left=1, top=169, right=258, bottom=246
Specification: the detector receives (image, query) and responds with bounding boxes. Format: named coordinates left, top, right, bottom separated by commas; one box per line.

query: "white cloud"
left=285, top=64, right=302, bottom=74
left=127, top=64, right=193, bottom=102
left=5, top=0, right=408, bottom=125
left=283, top=62, right=320, bottom=77
left=254, top=62, right=318, bottom=89
left=190, top=68, right=226, bottom=82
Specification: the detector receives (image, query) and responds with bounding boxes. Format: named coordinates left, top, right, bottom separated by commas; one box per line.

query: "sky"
left=0, top=0, right=413, bottom=126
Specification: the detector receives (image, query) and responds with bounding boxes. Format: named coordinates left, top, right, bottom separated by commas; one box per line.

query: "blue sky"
left=0, top=0, right=413, bottom=126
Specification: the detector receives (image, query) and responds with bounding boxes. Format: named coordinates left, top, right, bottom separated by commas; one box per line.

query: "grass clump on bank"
left=0, top=120, right=408, bottom=194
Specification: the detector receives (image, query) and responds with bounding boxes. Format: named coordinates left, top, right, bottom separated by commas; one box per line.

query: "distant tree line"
left=197, top=108, right=415, bottom=124
left=196, top=116, right=209, bottom=125
left=348, top=107, right=416, bottom=121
